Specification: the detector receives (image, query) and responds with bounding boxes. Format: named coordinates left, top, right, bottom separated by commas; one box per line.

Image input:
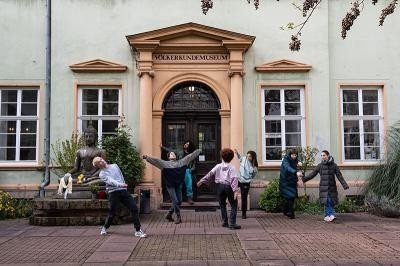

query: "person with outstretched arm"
left=143, top=149, right=201, bottom=224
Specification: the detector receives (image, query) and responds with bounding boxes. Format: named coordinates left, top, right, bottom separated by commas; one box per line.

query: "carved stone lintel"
left=137, top=70, right=155, bottom=78
left=228, top=70, right=245, bottom=77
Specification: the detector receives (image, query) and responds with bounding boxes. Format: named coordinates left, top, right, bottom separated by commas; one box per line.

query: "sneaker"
left=174, top=216, right=182, bottom=224
left=187, top=197, right=194, bottom=205
left=100, top=227, right=107, bottom=236
left=329, top=215, right=336, bottom=221
left=324, top=216, right=333, bottom=222
left=229, top=224, right=241, bottom=230
left=165, top=213, right=174, bottom=222
left=134, top=229, right=147, bottom=238
left=222, top=222, right=229, bottom=227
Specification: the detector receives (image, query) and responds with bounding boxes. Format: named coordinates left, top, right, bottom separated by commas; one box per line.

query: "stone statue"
left=66, top=123, right=106, bottom=186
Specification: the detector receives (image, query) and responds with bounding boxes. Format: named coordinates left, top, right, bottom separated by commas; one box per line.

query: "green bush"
left=295, top=197, right=324, bottom=214
left=364, top=121, right=400, bottom=217
left=51, top=132, right=84, bottom=177
left=258, top=178, right=282, bottom=212
left=101, top=125, right=145, bottom=192
left=336, top=197, right=366, bottom=213
left=0, top=191, right=33, bottom=220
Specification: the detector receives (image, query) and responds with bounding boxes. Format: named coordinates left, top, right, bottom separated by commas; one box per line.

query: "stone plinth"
left=30, top=195, right=137, bottom=226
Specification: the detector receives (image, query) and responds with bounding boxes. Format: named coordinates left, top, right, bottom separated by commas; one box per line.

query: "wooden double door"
left=162, top=112, right=221, bottom=201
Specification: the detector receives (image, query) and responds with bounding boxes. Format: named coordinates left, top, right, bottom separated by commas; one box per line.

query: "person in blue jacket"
left=279, top=148, right=303, bottom=219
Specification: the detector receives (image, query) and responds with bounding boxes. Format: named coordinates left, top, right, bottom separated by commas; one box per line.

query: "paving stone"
left=208, top=259, right=251, bottom=265
left=85, top=251, right=131, bottom=263
left=0, top=236, right=105, bottom=264
left=125, top=262, right=167, bottom=266
left=241, top=240, right=280, bottom=250
left=96, top=241, right=138, bottom=252
left=236, top=232, right=273, bottom=241
left=331, top=258, right=381, bottom=265
left=166, top=260, right=208, bottom=265
left=246, top=249, right=288, bottom=261
left=251, top=260, right=294, bottom=266
left=129, top=234, right=246, bottom=261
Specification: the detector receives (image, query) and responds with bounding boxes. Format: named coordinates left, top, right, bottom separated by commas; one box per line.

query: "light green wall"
left=1, top=0, right=399, bottom=186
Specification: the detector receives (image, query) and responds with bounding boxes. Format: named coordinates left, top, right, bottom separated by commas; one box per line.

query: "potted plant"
left=89, top=184, right=99, bottom=199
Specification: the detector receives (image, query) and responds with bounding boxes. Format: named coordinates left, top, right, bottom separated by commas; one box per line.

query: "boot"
left=174, top=215, right=182, bottom=224
left=165, top=213, right=174, bottom=222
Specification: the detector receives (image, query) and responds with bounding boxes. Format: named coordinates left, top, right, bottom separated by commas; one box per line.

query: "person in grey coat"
left=143, top=149, right=201, bottom=224
left=302, top=150, right=349, bottom=222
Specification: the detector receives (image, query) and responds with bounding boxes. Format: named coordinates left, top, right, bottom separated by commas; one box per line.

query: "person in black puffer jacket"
left=279, top=148, right=303, bottom=219
left=302, top=150, right=349, bottom=222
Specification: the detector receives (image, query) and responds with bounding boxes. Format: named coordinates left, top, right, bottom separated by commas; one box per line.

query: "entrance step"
left=161, top=201, right=219, bottom=211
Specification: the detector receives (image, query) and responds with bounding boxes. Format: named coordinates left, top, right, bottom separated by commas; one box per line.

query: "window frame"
left=261, top=86, right=306, bottom=163
left=77, top=85, right=122, bottom=139
left=0, top=87, right=39, bottom=163
left=340, top=86, right=384, bottom=163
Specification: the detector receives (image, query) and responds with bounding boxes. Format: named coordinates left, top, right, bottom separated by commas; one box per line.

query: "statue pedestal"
left=31, top=183, right=138, bottom=226
left=52, top=184, right=106, bottom=199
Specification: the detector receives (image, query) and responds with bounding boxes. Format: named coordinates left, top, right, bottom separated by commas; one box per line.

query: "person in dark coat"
left=279, top=148, right=303, bottom=219
left=302, top=150, right=349, bottom=222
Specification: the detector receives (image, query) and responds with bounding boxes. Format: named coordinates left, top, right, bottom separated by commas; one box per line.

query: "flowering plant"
left=0, top=191, right=15, bottom=220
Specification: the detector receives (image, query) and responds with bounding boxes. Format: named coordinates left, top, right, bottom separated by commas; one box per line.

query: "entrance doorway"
left=162, top=81, right=221, bottom=202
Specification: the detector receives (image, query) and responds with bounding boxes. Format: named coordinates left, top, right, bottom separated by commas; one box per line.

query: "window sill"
left=0, top=162, right=43, bottom=170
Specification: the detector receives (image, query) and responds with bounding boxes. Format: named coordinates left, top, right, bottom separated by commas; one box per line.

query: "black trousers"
left=238, top=182, right=250, bottom=215
left=217, top=183, right=238, bottom=225
left=282, top=198, right=295, bottom=216
left=104, top=190, right=141, bottom=230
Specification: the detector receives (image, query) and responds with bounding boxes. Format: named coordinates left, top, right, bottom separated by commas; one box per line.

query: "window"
left=0, top=88, right=39, bottom=162
left=77, top=86, right=121, bottom=138
left=341, top=87, right=384, bottom=161
left=261, top=86, right=305, bottom=162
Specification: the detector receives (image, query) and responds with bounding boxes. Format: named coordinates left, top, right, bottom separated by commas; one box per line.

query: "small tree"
left=101, top=125, right=145, bottom=192
left=296, top=146, right=319, bottom=196
left=51, top=132, right=84, bottom=177
left=282, top=146, right=319, bottom=196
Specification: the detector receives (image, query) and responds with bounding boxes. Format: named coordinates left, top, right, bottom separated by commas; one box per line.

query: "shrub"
left=336, top=197, right=365, bottom=213
left=51, top=132, right=84, bottom=177
left=0, top=191, right=33, bottom=220
left=364, top=121, right=400, bottom=217
left=0, top=191, right=15, bottom=219
left=258, top=178, right=282, bottom=212
left=295, top=198, right=324, bottom=214
left=101, top=125, right=145, bottom=192
left=365, top=193, right=400, bottom=218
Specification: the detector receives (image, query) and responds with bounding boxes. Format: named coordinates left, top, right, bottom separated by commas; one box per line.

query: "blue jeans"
left=184, top=168, right=193, bottom=198
left=166, top=185, right=182, bottom=216
left=325, top=197, right=334, bottom=217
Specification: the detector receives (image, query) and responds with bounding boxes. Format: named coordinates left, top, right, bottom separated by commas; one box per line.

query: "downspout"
left=39, top=0, right=51, bottom=197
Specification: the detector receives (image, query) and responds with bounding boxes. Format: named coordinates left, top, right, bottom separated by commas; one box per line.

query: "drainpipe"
left=39, top=0, right=51, bottom=197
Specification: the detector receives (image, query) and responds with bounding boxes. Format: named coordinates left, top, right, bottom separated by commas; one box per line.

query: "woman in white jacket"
left=234, top=149, right=258, bottom=219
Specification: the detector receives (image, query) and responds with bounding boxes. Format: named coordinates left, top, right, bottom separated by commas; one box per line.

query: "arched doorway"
left=162, top=81, right=221, bottom=202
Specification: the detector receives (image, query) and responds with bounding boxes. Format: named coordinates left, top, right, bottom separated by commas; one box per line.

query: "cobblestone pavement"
left=0, top=211, right=399, bottom=265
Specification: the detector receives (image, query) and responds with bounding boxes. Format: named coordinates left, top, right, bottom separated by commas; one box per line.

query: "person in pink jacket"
left=197, top=148, right=241, bottom=229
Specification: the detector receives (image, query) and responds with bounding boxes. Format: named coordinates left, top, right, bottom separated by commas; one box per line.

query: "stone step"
left=31, top=196, right=137, bottom=226
left=161, top=201, right=219, bottom=211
